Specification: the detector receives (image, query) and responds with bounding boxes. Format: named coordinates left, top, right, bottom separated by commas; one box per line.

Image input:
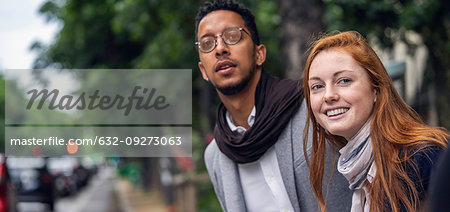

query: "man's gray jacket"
left=204, top=100, right=352, bottom=212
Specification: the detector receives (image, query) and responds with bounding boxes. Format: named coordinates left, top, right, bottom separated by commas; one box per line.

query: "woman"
left=302, top=31, right=448, bottom=211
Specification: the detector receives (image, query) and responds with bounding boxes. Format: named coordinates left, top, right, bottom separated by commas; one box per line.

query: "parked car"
left=0, top=154, right=17, bottom=212
left=72, top=159, right=90, bottom=189
left=48, top=157, right=93, bottom=196
left=7, top=157, right=55, bottom=211
left=47, top=157, right=78, bottom=197
left=80, top=157, right=98, bottom=180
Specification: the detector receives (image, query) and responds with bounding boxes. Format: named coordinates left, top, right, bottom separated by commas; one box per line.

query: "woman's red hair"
left=302, top=31, right=448, bottom=211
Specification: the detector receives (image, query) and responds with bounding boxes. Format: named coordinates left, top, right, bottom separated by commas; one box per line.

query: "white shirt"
left=226, top=107, right=294, bottom=212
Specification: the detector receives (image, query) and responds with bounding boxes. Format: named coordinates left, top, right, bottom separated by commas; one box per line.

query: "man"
left=195, top=0, right=352, bottom=211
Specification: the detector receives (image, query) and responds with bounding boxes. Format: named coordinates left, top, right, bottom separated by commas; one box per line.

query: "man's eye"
left=203, top=39, right=214, bottom=46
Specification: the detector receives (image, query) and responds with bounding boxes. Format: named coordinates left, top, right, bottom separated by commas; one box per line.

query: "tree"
left=32, top=0, right=205, bottom=199
left=278, top=0, right=325, bottom=79
left=32, top=0, right=280, bottom=210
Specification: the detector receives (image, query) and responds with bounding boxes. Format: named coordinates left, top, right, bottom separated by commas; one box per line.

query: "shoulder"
left=204, top=139, right=219, bottom=168
left=203, top=139, right=229, bottom=211
left=429, top=147, right=450, bottom=211
left=205, top=139, right=218, bottom=157
left=204, top=139, right=222, bottom=191
left=405, top=145, right=445, bottom=195
left=408, top=145, right=444, bottom=171
left=289, top=98, right=308, bottom=142
left=291, top=98, right=307, bottom=124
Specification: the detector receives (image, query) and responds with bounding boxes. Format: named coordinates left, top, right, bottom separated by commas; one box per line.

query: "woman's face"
left=308, top=49, right=377, bottom=140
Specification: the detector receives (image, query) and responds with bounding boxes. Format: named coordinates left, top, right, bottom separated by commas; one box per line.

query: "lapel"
left=275, top=119, right=301, bottom=212
left=219, top=152, right=247, bottom=212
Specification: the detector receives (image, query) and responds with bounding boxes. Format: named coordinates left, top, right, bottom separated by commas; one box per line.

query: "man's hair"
left=195, top=0, right=260, bottom=45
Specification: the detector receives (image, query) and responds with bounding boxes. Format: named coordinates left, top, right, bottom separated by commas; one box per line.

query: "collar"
left=225, top=106, right=256, bottom=133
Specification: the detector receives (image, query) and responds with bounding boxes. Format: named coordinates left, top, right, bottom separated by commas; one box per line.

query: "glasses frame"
left=195, top=27, right=250, bottom=53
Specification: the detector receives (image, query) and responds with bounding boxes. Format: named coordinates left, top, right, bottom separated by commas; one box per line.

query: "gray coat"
left=204, top=100, right=352, bottom=212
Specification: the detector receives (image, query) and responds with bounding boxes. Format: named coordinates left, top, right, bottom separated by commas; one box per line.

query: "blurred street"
left=2, top=155, right=203, bottom=212
left=14, top=166, right=167, bottom=212
left=56, top=167, right=119, bottom=212
left=17, top=167, right=121, bottom=212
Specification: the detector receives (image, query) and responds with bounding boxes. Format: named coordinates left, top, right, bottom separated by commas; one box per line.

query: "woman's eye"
left=338, top=78, right=352, bottom=84
left=311, top=84, right=323, bottom=90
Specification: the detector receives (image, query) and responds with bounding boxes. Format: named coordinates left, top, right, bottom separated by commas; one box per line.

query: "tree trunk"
left=278, top=0, right=325, bottom=79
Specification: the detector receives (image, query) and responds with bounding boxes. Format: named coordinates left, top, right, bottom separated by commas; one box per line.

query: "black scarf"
left=214, top=71, right=303, bottom=164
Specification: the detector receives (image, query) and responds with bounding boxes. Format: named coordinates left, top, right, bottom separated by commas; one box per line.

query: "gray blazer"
left=204, top=100, right=352, bottom=212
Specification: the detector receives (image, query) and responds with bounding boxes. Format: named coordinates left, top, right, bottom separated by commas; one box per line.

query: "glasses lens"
left=199, top=36, right=216, bottom=52
left=223, top=28, right=242, bottom=45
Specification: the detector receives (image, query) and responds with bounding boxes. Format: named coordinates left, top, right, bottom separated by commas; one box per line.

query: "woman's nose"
left=323, top=87, right=339, bottom=103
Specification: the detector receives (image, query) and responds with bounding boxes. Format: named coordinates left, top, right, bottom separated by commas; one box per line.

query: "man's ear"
left=255, top=44, right=267, bottom=66
left=198, top=62, right=209, bottom=81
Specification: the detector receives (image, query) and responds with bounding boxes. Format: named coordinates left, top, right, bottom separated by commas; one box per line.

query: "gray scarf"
left=337, top=118, right=373, bottom=212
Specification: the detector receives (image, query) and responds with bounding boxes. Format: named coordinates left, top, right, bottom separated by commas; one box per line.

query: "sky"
left=0, top=0, right=76, bottom=93
left=0, top=0, right=59, bottom=69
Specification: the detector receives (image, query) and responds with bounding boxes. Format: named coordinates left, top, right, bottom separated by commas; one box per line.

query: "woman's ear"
left=373, top=89, right=377, bottom=103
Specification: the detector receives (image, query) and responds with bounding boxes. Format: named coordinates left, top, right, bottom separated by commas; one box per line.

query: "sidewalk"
left=116, top=179, right=168, bottom=212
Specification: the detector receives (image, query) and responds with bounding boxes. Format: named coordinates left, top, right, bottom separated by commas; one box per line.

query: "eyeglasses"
left=196, top=27, right=250, bottom=53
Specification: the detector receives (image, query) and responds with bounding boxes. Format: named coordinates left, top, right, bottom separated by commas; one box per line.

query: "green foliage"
left=18, top=2, right=450, bottom=210
left=196, top=181, right=222, bottom=212
left=254, top=0, right=281, bottom=77
left=32, top=0, right=283, bottom=159
left=118, top=161, right=142, bottom=186
left=324, top=0, right=398, bottom=47
left=32, top=0, right=282, bottom=209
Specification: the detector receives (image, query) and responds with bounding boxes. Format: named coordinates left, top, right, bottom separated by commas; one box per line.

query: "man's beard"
left=215, top=68, right=255, bottom=96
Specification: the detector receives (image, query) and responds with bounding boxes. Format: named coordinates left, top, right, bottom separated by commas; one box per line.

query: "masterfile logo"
left=4, top=69, right=192, bottom=157
left=5, top=69, right=191, bottom=125
left=26, top=86, right=170, bottom=116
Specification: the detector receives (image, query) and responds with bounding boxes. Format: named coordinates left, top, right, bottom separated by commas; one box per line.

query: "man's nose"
left=215, top=36, right=230, bottom=57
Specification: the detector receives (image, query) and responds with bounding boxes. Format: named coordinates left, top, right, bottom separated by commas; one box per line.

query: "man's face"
left=197, top=10, right=265, bottom=95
